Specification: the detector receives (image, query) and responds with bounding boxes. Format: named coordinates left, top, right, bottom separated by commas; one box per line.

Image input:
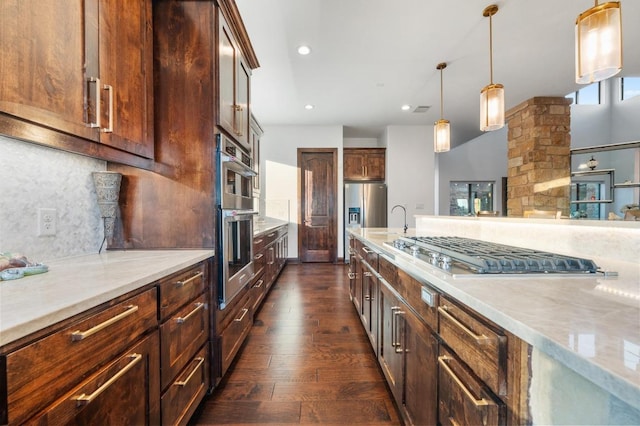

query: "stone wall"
left=506, top=97, right=572, bottom=217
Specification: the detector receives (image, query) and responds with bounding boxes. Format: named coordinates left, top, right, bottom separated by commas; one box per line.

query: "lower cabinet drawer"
left=250, top=274, right=267, bottom=313
left=160, top=293, right=209, bottom=390
left=438, top=346, right=505, bottom=426
left=158, top=262, right=206, bottom=321
left=438, top=295, right=507, bottom=396
left=26, top=331, right=160, bottom=426
left=3, top=288, right=157, bottom=425
left=220, top=293, right=253, bottom=376
left=161, top=345, right=209, bottom=426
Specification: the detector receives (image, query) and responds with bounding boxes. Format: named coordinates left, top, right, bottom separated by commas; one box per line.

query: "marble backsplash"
left=0, top=136, right=106, bottom=262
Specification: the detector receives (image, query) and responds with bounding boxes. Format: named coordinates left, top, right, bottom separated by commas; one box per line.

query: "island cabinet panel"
left=25, top=331, right=160, bottom=426
left=359, top=260, right=379, bottom=352
left=0, top=0, right=154, bottom=164
left=1, top=287, right=158, bottom=425
left=343, top=148, right=386, bottom=181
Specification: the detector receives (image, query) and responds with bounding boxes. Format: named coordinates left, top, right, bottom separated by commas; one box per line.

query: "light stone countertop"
left=348, top=227, right=640, bottom=411
left=0, top=249, right=214, bottom=348
left=253, top=217, right=288, bottom=236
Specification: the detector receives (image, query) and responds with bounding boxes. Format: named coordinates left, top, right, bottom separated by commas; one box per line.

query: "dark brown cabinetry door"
left=0, top=0, right=98, bottom=142
left=343, top=148, right=386, bottom=181
left=378, top=280, right=403, bottom=404
left=360, top=261, right=379, bottom=352
left=218, top=11, right=251, bottom=152
left=28, top=332, right=160, bottom=426
left=402, top=309, right=438, bottom=426
left=97, top=0, right=154, bottom=158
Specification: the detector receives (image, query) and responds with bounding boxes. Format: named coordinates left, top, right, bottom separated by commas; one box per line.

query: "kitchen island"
left=349, top=216, right=639, bottom=424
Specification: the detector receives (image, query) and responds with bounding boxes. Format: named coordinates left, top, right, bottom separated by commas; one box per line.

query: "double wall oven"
left=217, top=134, right=257, bottom=309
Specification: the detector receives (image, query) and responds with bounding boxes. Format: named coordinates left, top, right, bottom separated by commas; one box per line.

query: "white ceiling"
left=235, top=1, right=640, bottom=147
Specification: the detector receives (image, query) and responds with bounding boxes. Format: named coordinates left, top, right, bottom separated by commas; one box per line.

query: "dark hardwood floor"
left=191, top=263, right=401, bottom=425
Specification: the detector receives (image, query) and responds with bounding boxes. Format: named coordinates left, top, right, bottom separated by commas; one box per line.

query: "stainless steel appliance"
left=218, top=134, right=256, bottom=211
left=385, top=236, right=599, bottom=277
left=217, top=134, right=258, bottom=309
left=344, top=183, right=387, bottom=260
left=218, top=209, right=255, bottom=309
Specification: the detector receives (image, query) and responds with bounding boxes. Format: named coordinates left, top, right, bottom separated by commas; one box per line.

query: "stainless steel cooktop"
left=384, top=236, right=599, bottom=276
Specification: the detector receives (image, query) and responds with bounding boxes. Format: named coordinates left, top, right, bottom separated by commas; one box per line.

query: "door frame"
left=297, top=148, right=338, bottom=263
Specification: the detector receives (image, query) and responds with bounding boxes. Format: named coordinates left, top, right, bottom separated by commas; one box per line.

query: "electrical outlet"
left=38, top=208, right=57, bottom=236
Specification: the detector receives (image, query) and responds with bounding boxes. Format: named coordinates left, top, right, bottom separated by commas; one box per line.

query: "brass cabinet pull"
left=71, top=305, right=138, bottom=341
left=438, top=355, right=489, bottom=407
left=174, top=357, right=205, bottom=387
left=73, top=353, right=142, bottom=405
left=362, top=246, right=374, bottom=254
left=267, top=232, right=276, bottom=238
left=86, top=77, right=101, bottom=129
left=394, top=310, right=405, bottom=352
left=254, top=238, right=263, bottom=244
left=254, top=253, right=264, bottom=260
left=390, top=306, right=401, bottom=347
left=362, top=166, right=365, bottom=176
left=235, top=105, right=244, bottom=136
left=347, top=272, right=356, bottom=279
left=254, top=279, right=264, bottom=288
left=175, top=302, right=205, bottom=324
left=438, top=306, right=490, bottom=345
left=363, top=271, right=373, bottom=277
left=101, top=84, right=114, bottom=133
left=234, top=308, right=249, bottom=322
left=176, top=271, right=204, bottom=287
left=450, top=417, right=462, bottom=426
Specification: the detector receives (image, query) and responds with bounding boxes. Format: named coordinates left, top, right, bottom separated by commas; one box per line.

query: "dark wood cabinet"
left=344, top=148, right=386, bottom=181
left=219, top=11, right=251, bottom=152
left=26, top=332, right=161, bottom=426
left=0, top=0, right=154, bottom=163
left=360, top=260, right=379, bottom=352
left=250, top=115, right=263, bottom=197
left=378, top=280, right=404, bottom=404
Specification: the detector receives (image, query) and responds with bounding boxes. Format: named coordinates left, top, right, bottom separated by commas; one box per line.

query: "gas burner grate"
left=403, top=236, right=598, bottom=274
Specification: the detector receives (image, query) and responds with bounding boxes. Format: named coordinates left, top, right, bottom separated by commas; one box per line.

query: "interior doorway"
left=297, top=148, right=337, bottom=262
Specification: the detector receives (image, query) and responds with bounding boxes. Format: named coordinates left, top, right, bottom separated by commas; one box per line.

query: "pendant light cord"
left=440, top=67, right=444, bottom=119
left=489, top=13, right=494, bottom=84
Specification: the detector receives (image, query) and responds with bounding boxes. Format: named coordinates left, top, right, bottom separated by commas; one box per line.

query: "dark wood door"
left=378, top=280, right=403, bottom=404
left=298, top=149, right=337, bottom=262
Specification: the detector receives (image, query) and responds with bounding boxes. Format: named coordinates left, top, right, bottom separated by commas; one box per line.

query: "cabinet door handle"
left=254, top=253, right=264, bottom=260
left=449, top=418, right=462, bottom=426
left=71, top=305, right=138, bottom=341
left=175, top=302, right=205, bottom=324
left=234, top=308, right=249, bottom=322
left=254, top=238, right=264, bottom=244
left=394, top=310, right=405, bottom=352
left=176, top=271, right=204, bottom=287
left=438, top=306, right=490, bottom=345
left=362, top=247, right=374, bottom=254
left=101, top=84, right=114, bottom=133
left=438, top=355, right=489, bottom=407
left=347, top=272, right=356, bottom=279
left=73, top=353, right=142, bottom=405
left=254, top=279, right=264, bottom=288
left=363, top=271, right=373, bottom=277
left=390, top=306, right=401, bottom=347
left=174, top=357, right=205, bottom=387
left=86, top=77, right=101, bottom=129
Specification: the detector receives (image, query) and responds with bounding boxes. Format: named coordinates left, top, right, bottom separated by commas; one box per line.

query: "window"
left=566, top=82, right=601, bottom=105
left=621, top=77, right=640, bottom=101
left=449, top=182, right=494, bottom=216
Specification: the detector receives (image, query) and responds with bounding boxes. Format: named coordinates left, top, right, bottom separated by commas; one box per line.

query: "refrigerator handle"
left=360, top=192, right=365, bottom=227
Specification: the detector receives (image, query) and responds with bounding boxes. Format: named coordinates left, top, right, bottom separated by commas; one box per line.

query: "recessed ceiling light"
left=401, top=105, right=411, bottom=111
left=297, top=45, right=311, bottom=55
left=304, top=104, right=314, bottom=110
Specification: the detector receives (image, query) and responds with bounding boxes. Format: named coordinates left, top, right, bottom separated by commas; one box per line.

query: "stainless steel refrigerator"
left=344, top=183, right=387, bottom=260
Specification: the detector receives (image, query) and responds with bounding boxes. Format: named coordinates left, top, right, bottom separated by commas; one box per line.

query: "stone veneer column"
left=506, top=97, right=572, bottom=217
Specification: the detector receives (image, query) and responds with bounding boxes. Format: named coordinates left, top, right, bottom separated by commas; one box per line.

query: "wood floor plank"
left=190, top=264, right=401, bottom=426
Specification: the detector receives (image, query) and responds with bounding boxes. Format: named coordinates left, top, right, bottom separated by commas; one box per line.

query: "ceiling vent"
left=413, top=105, right=431, bottom=113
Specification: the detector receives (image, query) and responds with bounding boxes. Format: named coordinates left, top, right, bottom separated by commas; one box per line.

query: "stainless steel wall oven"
left=217, top=134, right=257, bottom=309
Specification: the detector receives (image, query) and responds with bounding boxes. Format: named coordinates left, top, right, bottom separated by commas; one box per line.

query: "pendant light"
left=575, top=1, right=622, bottom=84
left=480, top=4, right=504, bottom=132
left=434, top=62, right=450, bottom=153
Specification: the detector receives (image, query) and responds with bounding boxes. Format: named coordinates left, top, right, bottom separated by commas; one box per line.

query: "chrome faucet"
left=391, top=204, right=408, bottom=233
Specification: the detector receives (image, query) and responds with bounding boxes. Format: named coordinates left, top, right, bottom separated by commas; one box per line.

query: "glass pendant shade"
left=434, top=119, right=450, bottom=153
left=480, top=83, right=504, bottom=131
left=575, top=2, right=622, bottom=84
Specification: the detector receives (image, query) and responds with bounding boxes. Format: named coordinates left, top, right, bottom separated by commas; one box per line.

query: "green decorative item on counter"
left=0, top=252, right=48, bottom=281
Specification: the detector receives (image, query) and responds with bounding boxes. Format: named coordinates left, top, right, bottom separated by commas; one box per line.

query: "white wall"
left=0, top=136, right=106, bottom=261
left=260, top=125, right=344, bottom=259
left=437, top=127, right=508, bottom=215
left=385, top=125, right=435, bottom=227
left=343, top=137, right=382, bottom=148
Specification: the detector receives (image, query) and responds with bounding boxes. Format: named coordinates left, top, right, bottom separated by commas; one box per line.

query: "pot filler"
left=384, top=236, right=603, bottom=277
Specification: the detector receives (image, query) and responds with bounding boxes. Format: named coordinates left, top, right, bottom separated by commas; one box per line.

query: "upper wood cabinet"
left=0, top=0, right=154, bottom=161
left=219, top=11, right=251, bottom=152
left=344, top=148, right=386, bottom=181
